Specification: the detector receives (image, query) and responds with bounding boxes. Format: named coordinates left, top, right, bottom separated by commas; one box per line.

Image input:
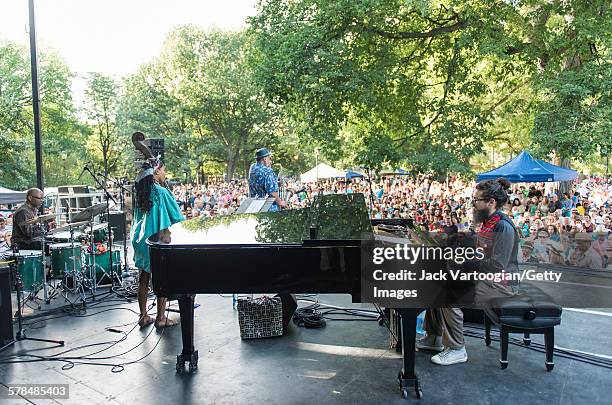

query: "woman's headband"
left=135, top=157, right=162, bottom=183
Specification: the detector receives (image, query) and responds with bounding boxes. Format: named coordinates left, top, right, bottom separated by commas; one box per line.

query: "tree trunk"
left=103, top=146, right=109, bottom=177
left=225, top=148, right=240, bottom=182
left=558, top=157, right=572, bottom=195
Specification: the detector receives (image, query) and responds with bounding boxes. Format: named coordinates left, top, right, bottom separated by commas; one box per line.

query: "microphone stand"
left=82, top=167, right=120, bottom=290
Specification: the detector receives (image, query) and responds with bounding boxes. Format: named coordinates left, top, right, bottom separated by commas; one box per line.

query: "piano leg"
left=176, top=294, right=198, bottom=373
left=397, top=308, right=422, bottom=399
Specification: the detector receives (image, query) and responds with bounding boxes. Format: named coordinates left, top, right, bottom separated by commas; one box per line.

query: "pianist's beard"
left=472, top=208, right=490, bottom=225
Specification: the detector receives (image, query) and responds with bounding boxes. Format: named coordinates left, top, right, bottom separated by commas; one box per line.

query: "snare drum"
left=50, top=243, right=83, bottom=277
left=11, top=250, right=44, bottom=292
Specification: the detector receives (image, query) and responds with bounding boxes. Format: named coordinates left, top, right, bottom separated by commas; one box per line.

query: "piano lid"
left=148, top=193, right=373, bottom=246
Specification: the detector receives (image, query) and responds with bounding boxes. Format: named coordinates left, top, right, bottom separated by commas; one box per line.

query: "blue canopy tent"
left=345, top=169, right=364, bottom=179
left=476, top=150, right=578, bottom=183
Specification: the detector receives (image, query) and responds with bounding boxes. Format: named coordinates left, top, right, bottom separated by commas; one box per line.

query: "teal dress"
left=131, top=183, right=185, bottom=273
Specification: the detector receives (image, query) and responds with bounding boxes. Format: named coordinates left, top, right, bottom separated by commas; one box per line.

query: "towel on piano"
left=237, top=296, right=283, bottom=339
left=131, top=183, right=185, bottom=272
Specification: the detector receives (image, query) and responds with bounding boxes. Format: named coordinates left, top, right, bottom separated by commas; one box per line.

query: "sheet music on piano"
left=236, top=197, right=276, bottom=214
left=245, top=198, right=267, bottom=213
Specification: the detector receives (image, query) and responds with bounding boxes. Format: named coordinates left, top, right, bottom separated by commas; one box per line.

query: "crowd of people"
left=168, top=174, right=610, bottom=269
left=1, top=174, right=609, bottom=269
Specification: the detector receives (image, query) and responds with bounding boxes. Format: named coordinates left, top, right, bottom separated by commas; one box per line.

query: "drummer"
left=12, top=188, right=54, bottom=251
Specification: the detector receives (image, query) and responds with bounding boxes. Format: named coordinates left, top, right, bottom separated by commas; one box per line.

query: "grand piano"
left=148, top=194, right=425, bottom=399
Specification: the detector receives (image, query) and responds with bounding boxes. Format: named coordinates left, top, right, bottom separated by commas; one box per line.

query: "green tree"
left=120, top=27, right=282, bottom=182
left=84, top=72, right=123, bottom=177
left=248, top=0, right=610, bottom=174
left=0, top=41, right=83, bottom=189
left=163, top=26, right=280, bottom=180
left=525, top=1, right=611, bottom=164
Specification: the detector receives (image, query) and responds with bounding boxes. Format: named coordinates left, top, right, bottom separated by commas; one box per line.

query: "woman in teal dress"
left=132, top=160, right=184, bottom=328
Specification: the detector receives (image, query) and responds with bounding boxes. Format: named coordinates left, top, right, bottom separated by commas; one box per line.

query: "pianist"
left=417, top=178, right=519, bottom=366
left=248, top=148, right=287, bottom=211
left=131, top=160, right=185, bottom=328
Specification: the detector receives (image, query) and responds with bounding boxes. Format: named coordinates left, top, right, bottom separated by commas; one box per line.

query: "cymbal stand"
left=36, top=222, right=50, bottom=304
left=119, top=178, right=131, bottom=278
left=60, top=226, right=86, bottom=305
left=97, top=172, right=131, bottom=282
left=85, top=216, right=98, bottom=296
left=83, top=167, right=119, bottom=287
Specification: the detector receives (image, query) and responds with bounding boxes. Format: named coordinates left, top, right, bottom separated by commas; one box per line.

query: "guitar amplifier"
left=0, top=263, right=14, bottom=346
left=104, top=211, right=126, bottom=241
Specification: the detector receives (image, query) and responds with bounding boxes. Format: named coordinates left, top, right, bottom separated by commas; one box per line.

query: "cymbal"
left=48, top=221, right=90, bottom=235
left=20, top=213, right=56, bottom=226
left=70, top=203, right=108, bottom=222
left=83, top=222, right=108, bottom=233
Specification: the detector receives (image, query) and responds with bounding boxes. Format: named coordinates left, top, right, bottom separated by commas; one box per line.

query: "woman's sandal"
left=139, top=315, right=155, bottom=328
left=154, top=318, right=178, bottom=329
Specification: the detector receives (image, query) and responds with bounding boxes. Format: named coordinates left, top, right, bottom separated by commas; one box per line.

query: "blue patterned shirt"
left=248, top=162, right=279, bottom=212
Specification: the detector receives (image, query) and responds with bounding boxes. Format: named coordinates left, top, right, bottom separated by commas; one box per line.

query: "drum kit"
left=9, top=202, right=123, bottom=307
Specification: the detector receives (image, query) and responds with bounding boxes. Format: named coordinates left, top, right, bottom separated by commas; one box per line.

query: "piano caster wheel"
left=176, top=357, right=185, bottom=373
left=189, top=351, right=199, bottom=372
left=546, top=363, right=554, bottom=372
left=500, top=361, right=508, bottom=370
left=398, top=372, right=422, bottom=400
left=414, top=379, right=422, bottom=399
left=400, top=387, right=422, bottom=399
left=176, top=351, right=198, bottom=373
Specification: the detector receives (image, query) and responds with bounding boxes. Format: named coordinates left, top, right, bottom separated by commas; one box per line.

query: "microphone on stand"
left=78, top=161, right=92, bottom=180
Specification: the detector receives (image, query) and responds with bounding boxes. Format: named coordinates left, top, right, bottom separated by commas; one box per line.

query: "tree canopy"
left=0, top=1, right=609, bottom=190
left=248, top=0, right=610, bottom=172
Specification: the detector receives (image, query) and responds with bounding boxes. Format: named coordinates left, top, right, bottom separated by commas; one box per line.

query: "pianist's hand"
left=279, top=200, right=288, bottom=208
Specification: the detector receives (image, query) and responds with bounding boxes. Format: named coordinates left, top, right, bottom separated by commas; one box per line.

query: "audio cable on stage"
left=293, top=295, right=380, bottom=329
left=0, top=299, right=174, bottom=373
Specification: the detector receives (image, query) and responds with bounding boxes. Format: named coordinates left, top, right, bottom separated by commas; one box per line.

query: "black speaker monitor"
left=0, top=264, right=14, bottom=346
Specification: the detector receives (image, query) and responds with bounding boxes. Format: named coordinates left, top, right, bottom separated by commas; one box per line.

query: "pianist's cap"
left=255, top=148, right=271, bottom=159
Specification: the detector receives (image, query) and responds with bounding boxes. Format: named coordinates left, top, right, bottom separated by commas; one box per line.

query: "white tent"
left=0, top=186, right=26, bottom=205
left=300, top=163, right=346, bottom=183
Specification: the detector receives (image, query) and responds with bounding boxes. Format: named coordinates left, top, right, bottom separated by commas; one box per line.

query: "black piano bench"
left=483, top=286, right=562, bottom=372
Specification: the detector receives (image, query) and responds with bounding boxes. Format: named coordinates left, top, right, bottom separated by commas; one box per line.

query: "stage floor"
left=1, top=290, right=611, bottom=405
